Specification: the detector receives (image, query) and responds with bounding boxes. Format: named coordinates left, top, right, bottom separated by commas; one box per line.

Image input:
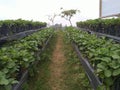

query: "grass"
left=22, top=30, right=92, bottom=90
left=22, top=33, right=57, bottom=90
left=62, top=31, right=92, bottom=90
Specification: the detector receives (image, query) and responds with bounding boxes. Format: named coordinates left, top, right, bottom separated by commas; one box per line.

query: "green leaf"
left=113, top=68, right=120, bottom=76
left=97, top=62, right=107, bottom=70
left=97, top=63, right=104, bottom=69
left=104, top=78, right=113, bottom=86
left=4, top=85, right=12, bottom=90
left=0, top=72, right=9, bottom=85
left=1, top=47, right=7, bottom=51
left=2, top=68, right=9, bottom=74
left=11, top=80, right=19, bottom=84
left=112, top=54, right=120, bottom=59
left=101, top=57, right=111, bottom=63
left=97, top=68, right=102, bottom=73
left=97, top=85, right=105, bottom=90
left=9, top=78, right=18, bottom=84
left=23, top=58, right=29, bottom=61
left=104, top=70, right=112, bottom=77
left=2, top=56, right=9, bottom=61
left=0, top=79, right=9, bottom=85
left=88, top=52, right=94, bottom=58
left=109, top=61, right=119, bottom=69
left=7, top=62, right=15, bottom=69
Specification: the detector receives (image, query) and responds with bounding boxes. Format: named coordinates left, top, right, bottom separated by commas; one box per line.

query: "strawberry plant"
left=77, top=18, right=120, bottom=36
left=65, top=27, right=120, bottom=89
left=0, top=19, right=46, bottom=37
left=0, top=28, right=54, bottom=89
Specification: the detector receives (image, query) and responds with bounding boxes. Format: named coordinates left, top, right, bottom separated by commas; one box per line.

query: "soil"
left=49, top=32, right=66, bottom=90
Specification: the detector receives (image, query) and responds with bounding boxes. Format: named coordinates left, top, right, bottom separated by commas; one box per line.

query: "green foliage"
left=22, top=32, right=56, bottom=90
left=76, top=18, right=120, bottom=36
left=0, top=28, right=54, bottom=89
left=61, top=10, right=78, bottom=17
left=65, top=27, right=120, bottom=89
left=64, top=30, right=92, bottom=90
left=0, top=19, right=47, bottom=37
left=60, top=9, right=80, bottom=26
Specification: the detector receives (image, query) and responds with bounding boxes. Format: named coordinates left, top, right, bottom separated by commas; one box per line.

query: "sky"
left=102, top=0, right=120, bottom=17
left=0, top=0, right=99, bottom=26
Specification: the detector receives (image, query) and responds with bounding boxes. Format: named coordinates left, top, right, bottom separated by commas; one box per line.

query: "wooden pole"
left=99, top=0, right=102, bottom=18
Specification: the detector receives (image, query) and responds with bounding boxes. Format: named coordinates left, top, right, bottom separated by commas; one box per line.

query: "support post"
left=99, top=0, right=102, bottom=18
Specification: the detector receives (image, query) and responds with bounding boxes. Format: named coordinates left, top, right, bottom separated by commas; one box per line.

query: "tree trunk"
left=69, top=19, right=72, bottom=26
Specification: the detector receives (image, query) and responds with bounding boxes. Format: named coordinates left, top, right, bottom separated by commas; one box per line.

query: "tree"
left=60, top=9, right=80, bottom=26
left=47, top=13, right=57, bottom=25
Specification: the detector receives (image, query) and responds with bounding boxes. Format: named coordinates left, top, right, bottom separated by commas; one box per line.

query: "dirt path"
left=24, top=30, right=90, bottom=90
left=49, top=31, right=66, bottom=90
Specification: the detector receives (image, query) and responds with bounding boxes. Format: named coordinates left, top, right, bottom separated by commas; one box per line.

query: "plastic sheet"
left=72, top=42, right=102, bottom=90
left=12, top=34, right=53, bottom=90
